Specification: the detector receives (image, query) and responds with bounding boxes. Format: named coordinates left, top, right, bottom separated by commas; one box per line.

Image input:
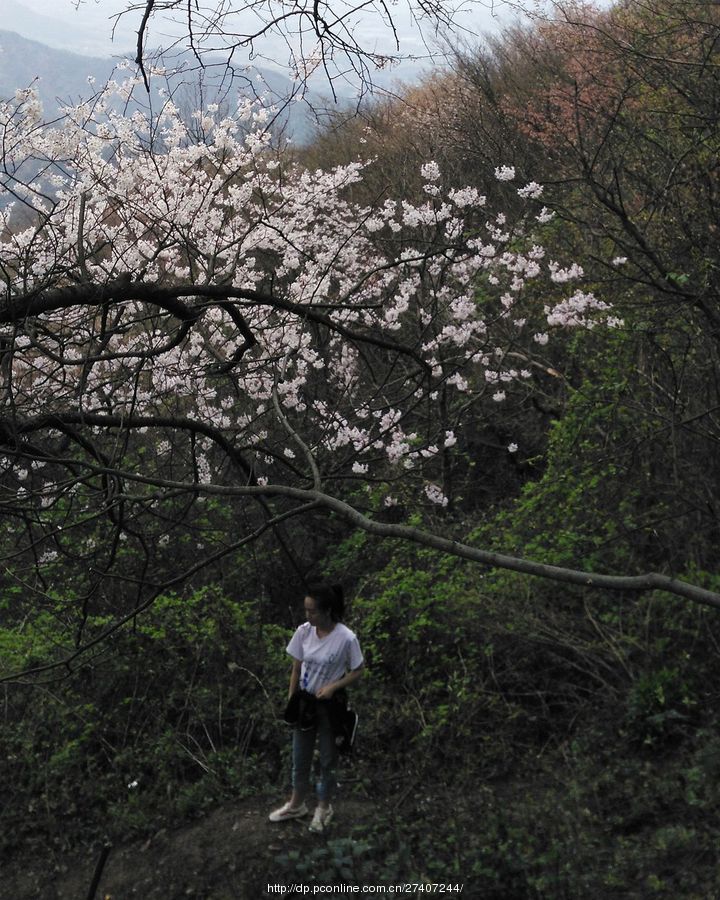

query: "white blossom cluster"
left=0, top=90, right=623, bottom=507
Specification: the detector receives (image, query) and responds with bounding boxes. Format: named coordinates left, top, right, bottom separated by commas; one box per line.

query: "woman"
left=269, top=583, right=364, bottom=833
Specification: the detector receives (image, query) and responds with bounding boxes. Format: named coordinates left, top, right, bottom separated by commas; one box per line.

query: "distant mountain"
left=0, top=29, right=321, bottom=142
left=0, top=29, right=122, bottom=110
left=2, top=0, right=133, bottom=58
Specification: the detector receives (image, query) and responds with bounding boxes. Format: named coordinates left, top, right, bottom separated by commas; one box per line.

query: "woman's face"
left=304, top=595, right=330, bottom=628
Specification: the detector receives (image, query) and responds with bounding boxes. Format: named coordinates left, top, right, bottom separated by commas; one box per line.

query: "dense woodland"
left=1, top=0, right=720, bottom=895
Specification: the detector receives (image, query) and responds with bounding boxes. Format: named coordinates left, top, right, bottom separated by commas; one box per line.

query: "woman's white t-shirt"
left=287, top=622, right=364, bottom=696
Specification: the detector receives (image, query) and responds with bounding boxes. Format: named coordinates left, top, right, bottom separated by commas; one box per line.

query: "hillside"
left=2, top=2, right=720, bottom=896
left=0, top=796, right=379, bottom=899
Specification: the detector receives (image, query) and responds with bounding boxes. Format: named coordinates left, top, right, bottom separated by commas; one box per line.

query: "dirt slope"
left=1, top=796, right=378, bottom=900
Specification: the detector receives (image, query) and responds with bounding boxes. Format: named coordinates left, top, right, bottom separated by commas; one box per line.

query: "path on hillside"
left=2, top=796, right=379, bottom=900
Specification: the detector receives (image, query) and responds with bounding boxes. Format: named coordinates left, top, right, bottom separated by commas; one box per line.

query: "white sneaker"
left=268, top=801, right=309, bottom=822
left=308, top=804, right=333, bottom=834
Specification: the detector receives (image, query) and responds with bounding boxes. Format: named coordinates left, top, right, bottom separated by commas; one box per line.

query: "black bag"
left=283, top=689, right=317, bottom=730
left=332, top=703, right=359, bottom=756
left=283, top=689, right=359, bottom=754
left=323, top=689, right=359, bottom=756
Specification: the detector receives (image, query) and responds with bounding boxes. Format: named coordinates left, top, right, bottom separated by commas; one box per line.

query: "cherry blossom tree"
left=2, top=68, right=719, bottom=678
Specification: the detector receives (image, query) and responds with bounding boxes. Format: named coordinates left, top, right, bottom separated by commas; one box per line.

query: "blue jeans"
left=292, top=703, right=338, bottom=803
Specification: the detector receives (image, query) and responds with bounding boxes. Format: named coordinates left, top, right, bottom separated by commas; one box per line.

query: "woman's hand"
left=316, top=684, right=336, bottom=700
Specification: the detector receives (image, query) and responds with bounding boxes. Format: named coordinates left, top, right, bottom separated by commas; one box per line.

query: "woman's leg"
left=315, top=707, right=339, bottom=809
left=291, top=726, right=316, bottom=806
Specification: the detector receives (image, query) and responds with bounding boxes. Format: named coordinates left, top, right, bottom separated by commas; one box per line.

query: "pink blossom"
left=545, top=290, right=612, bottom=328
left=424, top=483, right=449, bottom=507
left=517, top=182, right=544, bottom=199
left=494, top=165, right=516, bottom=181
left=549, top=261, right=584, bottom=283
left=420, top=161, right=441, bottom=182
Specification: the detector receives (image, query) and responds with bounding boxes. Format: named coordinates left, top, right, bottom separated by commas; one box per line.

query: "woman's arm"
left=288, top=658, right=302, bottom=699
left=315, top=664, right=364, bottom=700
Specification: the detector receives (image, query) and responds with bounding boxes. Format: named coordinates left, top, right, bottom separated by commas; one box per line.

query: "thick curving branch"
left=30, top=464, right=720, bottom=611
left=2, top=276, right=430, bottom=370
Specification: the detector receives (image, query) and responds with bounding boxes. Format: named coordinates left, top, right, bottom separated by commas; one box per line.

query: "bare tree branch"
left=0, top=497, right=321, bottom=684
left=22, top=463, right=720, bottom=610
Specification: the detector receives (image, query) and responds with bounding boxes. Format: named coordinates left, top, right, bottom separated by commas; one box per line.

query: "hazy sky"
left=7, top=0, right=515, bottom=73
